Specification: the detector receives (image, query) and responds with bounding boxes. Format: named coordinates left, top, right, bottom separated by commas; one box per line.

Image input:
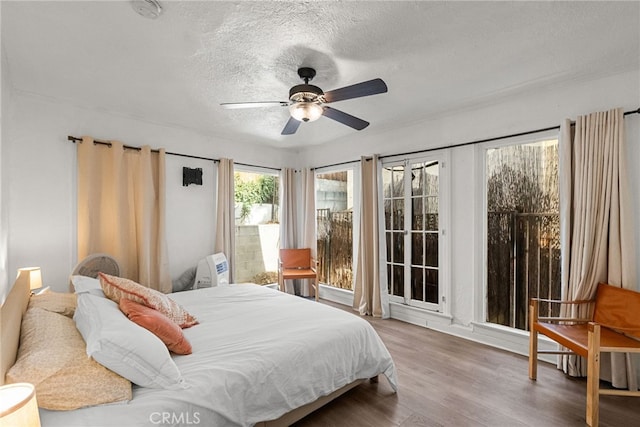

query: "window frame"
left=381, top=150, right=450, bottom=313
left=233, top=165, right=280, bottom=224
left=314, top=162, right=360, bottom=291
left=475, top=129, right=560, bottom=327
left=232, top=165, right=281, bottom=284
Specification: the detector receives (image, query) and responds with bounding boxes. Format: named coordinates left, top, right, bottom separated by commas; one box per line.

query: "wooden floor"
left=293, top=301, right=639, bottom=427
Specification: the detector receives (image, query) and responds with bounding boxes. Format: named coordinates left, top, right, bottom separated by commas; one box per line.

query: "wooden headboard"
left=0, top=272, right=30, bottom=384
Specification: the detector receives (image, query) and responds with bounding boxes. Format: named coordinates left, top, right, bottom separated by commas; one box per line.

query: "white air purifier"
left=194, top=253, right=229, bottom=288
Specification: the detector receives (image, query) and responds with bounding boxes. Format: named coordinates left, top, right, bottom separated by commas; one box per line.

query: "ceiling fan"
left=221, top=67, right=388, bottom=135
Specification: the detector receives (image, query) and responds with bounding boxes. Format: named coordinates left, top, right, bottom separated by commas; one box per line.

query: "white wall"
left=0, top=37, right=11, bottom=302
left=298, top=70, right=640, bottom=168
left=304, top=69, right=640, bottom=355
left=165, top=155, right=216, bottom=281
left=4, top=92, right=297, bottom=293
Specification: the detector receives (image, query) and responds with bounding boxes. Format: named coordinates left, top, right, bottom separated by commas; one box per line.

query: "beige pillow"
left=28, top=289, right=77, bottom=318
left=6, top=307, right=131, bottom=410
left=99, top=273, right=198, bottom=328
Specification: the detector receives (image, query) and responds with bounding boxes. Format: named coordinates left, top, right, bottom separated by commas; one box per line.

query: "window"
left=383, top=156, right=447, bottom=311
left=234, top=170, right=279, bottom=284
left=485, top=139, right=560, bottom=330
left=316, top=169, right=355, bottom=290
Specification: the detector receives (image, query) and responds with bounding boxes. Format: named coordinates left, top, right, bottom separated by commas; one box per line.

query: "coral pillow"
left=99, top=273, right=198, bottom=328
left=119, top=298, right=192, bottom=355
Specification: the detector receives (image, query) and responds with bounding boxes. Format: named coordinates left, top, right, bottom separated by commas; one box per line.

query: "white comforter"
left=40, top=284, right=397, bottom=427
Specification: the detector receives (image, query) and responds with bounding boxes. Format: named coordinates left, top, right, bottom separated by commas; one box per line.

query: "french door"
left=383, top=157, right=445, bottom=311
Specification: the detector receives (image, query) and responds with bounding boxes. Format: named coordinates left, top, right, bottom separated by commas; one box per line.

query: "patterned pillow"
left=99, top=273, right=198, bottom=328
left=27, top=289, right=77, bottom=318
left=6, top=308, right=131, bottom=410
left=119, top=298, right=192, bottom=355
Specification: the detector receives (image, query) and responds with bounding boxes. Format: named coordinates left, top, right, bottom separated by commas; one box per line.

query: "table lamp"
left=0, top=382, right=41, bottom=427
left=17, top=267, right=43, bottom=294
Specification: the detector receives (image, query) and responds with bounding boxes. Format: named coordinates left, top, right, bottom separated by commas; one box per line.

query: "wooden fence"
left=317, top=209, right=353, bottom=289
left=487, top=211, right=560, bottom=330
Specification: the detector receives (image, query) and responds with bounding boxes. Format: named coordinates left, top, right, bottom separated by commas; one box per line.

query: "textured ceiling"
left=2, top=1, right=638, bottom=148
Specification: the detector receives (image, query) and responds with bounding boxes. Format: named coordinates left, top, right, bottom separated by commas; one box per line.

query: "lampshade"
left=0, top=383, right=41, bottom=427
left=289, top=102, right=323, bottom=122
left=17, top=267, right=43, bottom=291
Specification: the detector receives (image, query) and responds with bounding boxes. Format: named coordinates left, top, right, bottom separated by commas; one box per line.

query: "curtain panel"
left=279, top=168, right=297, bottom=252
left=299, top=168, right=317, bottom=297
left=214, top=158, right=235, bottom=283
left=353, top=155, right=390, bottom=318
left=77, top=136, right=170, bottom=292
left=279, top=168, right=297, bottom=294
left=559, top=108, right=637, bottom=389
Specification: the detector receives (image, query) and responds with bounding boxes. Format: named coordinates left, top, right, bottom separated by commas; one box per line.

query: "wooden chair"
left=529, top=283, right=640, bottom=426
left=278, top=249, right=319, bottom=301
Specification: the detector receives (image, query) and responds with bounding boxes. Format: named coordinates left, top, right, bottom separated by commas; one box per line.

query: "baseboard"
left=318, top=284, right=353, bottom=306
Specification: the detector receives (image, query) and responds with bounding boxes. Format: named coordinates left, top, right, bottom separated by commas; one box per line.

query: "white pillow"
left=74, top=293, right=186, bottom=390
left=70, top=275, right=105, bottom=297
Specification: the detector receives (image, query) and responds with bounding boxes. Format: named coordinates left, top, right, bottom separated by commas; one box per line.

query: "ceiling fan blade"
left=322, top=107, right=369, bottom=130
left=323, top=78, right=388, bottom=103
left=281, top=117, right=301, bottom=135
left=221, top=101, right=289, bottom=110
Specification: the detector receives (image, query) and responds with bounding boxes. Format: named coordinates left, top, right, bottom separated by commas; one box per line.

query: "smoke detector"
left=131, top=0, right=163, bottom=19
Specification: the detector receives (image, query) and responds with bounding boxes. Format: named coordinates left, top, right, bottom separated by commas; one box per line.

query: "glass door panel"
left=383, top=159, right=441, bottom=311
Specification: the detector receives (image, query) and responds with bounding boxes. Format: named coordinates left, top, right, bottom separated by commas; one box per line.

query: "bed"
left=1, top=273, right=397, bottom=427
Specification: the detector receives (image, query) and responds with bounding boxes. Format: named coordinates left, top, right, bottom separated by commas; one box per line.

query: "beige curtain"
left=279, top=168, right=297, bottom=250
left=279, top=168, right=298, bottom=294
left=353, top=155, right=390, bottom=318
left=299, top=168, right=316, bottom=297
left=214, top=158, right=235, bottom=283
left=559, top=108, right=637, bottom=389
left=77, top=136, right=170, bottom=292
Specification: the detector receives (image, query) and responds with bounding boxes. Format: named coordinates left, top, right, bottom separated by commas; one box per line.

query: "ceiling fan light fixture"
left=221, top=66, right=387, bottom=135
left=289, top=102, right=323, bottom=123
left=131, top=0, right=163, bottom=19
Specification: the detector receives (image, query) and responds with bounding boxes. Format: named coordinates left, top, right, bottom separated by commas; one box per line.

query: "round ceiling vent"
left=131, top=0, right=163, bottom=19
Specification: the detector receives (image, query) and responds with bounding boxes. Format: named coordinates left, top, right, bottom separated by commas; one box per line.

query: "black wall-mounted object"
left=183, top=167, right=203, bottom=186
